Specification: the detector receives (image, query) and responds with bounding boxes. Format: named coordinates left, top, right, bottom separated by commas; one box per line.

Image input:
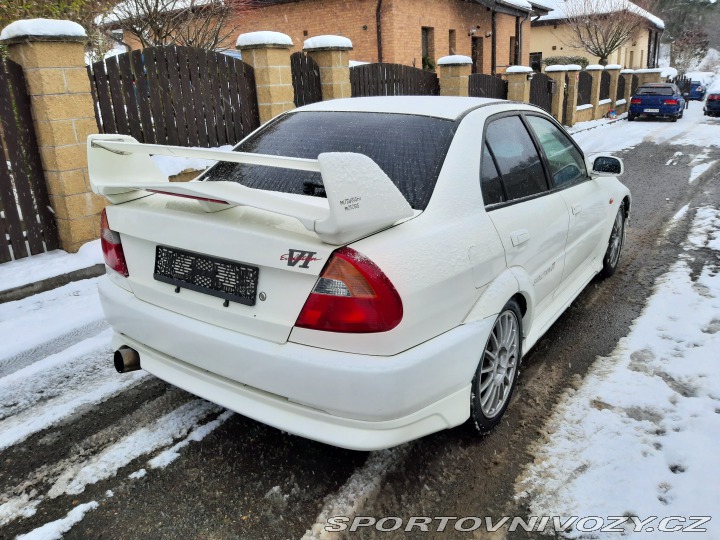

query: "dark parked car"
left=629, top=83, right=685, bottom=122
left=704, top=92, right=720, bottom=116
left=688, top=81, right=706, bottom=101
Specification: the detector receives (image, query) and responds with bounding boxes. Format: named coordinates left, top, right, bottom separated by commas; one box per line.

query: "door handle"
left=572, top=204, right=583, bottom=215
left=511, top=229, right=530, bottom=246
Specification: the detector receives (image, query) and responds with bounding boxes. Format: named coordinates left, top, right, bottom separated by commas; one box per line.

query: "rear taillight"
left=631, top=98, right=642, bottom=105
left=295, top=247, right=403, bottom=333
left=100, top=208, right=129, bottom=277
left=664, top=99, right=678, bottom=105
left=709, top=95, right=720, bottom=101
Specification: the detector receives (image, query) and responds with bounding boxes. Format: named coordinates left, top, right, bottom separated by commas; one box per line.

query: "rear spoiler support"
left=87, top=135, right=414, bottom=245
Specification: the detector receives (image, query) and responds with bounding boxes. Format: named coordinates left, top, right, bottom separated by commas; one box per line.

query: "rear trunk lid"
left=106, top=193, right=335, bottom=344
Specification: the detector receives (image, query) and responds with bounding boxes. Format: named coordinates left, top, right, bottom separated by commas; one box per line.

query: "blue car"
left=688, top=81, right=706, bottom=101
left=628, top=83, right=685, bottom=122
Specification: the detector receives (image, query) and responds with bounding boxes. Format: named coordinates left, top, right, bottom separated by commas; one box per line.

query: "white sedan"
left=88, top=96, right=629, bottom=451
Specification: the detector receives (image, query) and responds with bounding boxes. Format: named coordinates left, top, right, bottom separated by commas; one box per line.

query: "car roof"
left=295, top=96, right=503, bottom=120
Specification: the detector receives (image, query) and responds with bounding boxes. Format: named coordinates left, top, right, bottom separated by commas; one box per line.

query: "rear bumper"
left=99, top=277, right=494, bottom=450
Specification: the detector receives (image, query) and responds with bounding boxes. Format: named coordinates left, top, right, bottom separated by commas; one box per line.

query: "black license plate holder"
left=153, top=245, right=259, bottom=306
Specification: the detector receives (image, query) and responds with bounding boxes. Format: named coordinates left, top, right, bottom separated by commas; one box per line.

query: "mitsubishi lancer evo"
left=89, top=96, right=629, bottom=451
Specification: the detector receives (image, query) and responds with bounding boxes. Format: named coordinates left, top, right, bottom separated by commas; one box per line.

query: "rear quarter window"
left=203, top=111, right=457, bottom=210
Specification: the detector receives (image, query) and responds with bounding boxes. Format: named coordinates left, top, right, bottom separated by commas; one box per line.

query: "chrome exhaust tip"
left=114, top=346, right=140, bottom=373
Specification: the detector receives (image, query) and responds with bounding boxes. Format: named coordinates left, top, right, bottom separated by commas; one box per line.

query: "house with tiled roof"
left=529, top=0, right=664, bottom=69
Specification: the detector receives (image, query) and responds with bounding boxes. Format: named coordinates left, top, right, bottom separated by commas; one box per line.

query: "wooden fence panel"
left=0, top=58, right=58, bottom=262
left=577, top=71, right=592, bottom=106
left=600, top=71, right=611, bottom=101
left=350, top=63, right=439, bottom=97
left=87, top=46, right=260, bottom=148
left=530, top=72, right=553, bottom=112
left=468, top=74, right=508, bottom=99
left=291, top=52, right=322, bottom=107
left=616, top=75, right=626, bottom=101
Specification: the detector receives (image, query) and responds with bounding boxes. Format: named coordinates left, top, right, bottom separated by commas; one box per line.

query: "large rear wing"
left=87, top=135, right=414, bottom=245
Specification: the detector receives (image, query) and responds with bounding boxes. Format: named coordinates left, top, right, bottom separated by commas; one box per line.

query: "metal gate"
left=0, top=59, right=58, bottom=263
left=530, top=72, right=554, bottom=112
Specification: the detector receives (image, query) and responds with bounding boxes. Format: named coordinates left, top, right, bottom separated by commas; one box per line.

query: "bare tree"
left=672, top=26, right=709, bottom=76
left=560, top=0, right=657, bottom=65
left=96, top=0, right=251, bottom=50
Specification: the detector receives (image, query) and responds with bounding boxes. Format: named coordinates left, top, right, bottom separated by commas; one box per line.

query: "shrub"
left=541, top=56, right=590, bottom=69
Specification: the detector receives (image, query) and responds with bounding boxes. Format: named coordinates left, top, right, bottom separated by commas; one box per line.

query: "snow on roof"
left=236, top=31, right=292, bottom=48
left=536, top=0, right=664, bottom=29
left=97, top=0, right=217, bottom=26
left=303, top=35, right=352, bottom=50
left=0, top=19, right=86, bottom=41
left=296, top=96, right=503, bottom=120
left=497, top=0, right=533, bottom=10
left=437, top=55, right=472, bottom=66
left=506, top=65, right=534, bottom=73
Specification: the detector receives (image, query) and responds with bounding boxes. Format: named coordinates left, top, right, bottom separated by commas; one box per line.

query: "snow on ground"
left=0, top=278, right=107, bottom=375
left=516, top=206, right=720, bottom=538
left=15, top=501, right=98, bottom=540
left=569, top=103, right=720, bottom=156
left=152, top=145, right=233, bottom=177
left=0, top=240, right=102, bottom=293
left=302, top=445, right=412, bottom=540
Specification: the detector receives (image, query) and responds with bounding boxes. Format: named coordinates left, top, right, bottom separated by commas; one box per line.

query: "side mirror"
left=590, top=155, right=624, bottom=177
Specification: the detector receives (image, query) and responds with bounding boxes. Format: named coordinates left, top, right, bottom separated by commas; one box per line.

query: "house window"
left=471, top=37, right=483, bottom=74
left=449, top=29, right=456, bottom=55
left=422, top=27, right=435, bottom=70
left=629, top=50, right=635, bottom=68
left=640, top=50, right=645, bottom=68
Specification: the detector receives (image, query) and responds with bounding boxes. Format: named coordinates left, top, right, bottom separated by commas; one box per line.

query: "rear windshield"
left=636, top=86, right=674, bottom=96
left=202, top=111, right=457, bottom=210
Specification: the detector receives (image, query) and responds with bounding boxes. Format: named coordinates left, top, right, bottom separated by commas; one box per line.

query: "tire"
left=601, top=202, right=625, bottom=278
left=679, top=109, right=684, bottom=119
left=470, top=300, right=522, bottom=434
left=628, top=113, right=636, bottom=121
left=671, top=114, right=678, bottom=122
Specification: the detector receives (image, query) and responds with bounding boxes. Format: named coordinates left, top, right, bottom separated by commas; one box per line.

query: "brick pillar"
left=544, top=66, right=567, bottom=122
left=505, top=66, right=533, bottom=103
left=586, top=65, right=603, bottom=119
left=304, top=36, right=352, bottom=101
left=606, top=66, right=621, bottom=109
left=563, top=65, right=582, bottom=127
left=236, top=31, right=295, bottom=124
left=437, top=55, right=471, bottom=97
left=2, top=20, right=105, bottom=253
left=639, top=68, right=663, bottom=84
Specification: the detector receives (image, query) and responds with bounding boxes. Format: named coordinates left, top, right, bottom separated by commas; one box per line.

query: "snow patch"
left=598, top=98, right=612, bottom=106
left=605, top=64, right=622, bottom=70
left=236, top=31, right=292, bottom=48
left=576, top=104, right=593, bottom=111
left=0, top=240, right=102, bottom=293
left=687, top=207, right=720, bottom=251
left=689, top=161, right=716, bottom=184
left=302, top=445, right=412, bottom=539
left=148, top=410, right=233, bottom=469
left=303, top=35, right=352, bottom=50
left=615, top=99, right=627, bottom=106
left=349, top=60, right=370, bottom=67
left=128, top=469, right=147, bottom=479
left=0, top=19, right=86, bottom=41
left=517, top=209, right=720, bottom=538
left=16, top=501, right=98, bottom=540
left=585, top=64, right=603, bottom=71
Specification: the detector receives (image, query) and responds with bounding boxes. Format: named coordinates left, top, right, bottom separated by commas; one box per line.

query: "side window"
left=485, top=116, right=547, bottom=201
left=481, top=143, right=505, bottom=205
left=525, top=115, right=587, bottom=188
